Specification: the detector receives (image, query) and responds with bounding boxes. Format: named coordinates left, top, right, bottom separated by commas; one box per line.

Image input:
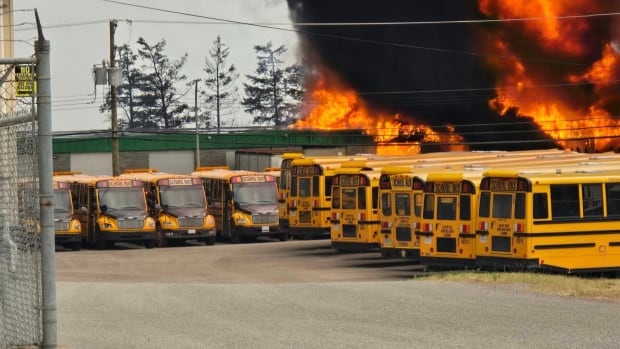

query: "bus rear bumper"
left=420, top=256, right=477, bottom=270
left=380, top=247, right=420, bottom=261
left=475, top=256, right=539, bottom=271
left=290, top=228, right=330, bottom=240
left=331, top=241, right=379, bottom=253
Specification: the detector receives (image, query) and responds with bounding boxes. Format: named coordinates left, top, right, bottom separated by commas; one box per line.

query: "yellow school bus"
left=418, top=170, right=484, bottom=268
left=52, top=180, right=83, bottom=251
left=192, top=168, right=284, bottom=242
left=379, top=168, right=426, bottom=260
left=475, top=168, right=620, bottom=274
left=56, top=174, right=156, bottom=249
left=278, top=152, right=305, bottom=237
left=121, top=169, right=217, bottom=247
left=331, top=166, right=384, bottom=252
left=288, top=158, right=347, bottom=239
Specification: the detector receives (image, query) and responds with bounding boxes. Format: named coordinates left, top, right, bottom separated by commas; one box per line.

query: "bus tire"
left=95, top=228, right=107, bottom=250
left=155, top=226, right=167, bottom=247
left=204, top=236, right=216, bottom=246
left=69, top=242, right=81, bottom=251
left=278, top=233, right=288, bottom=241
left=144, top=240, right=155, bottom=249
left=231, top=228, right=241, bottom=243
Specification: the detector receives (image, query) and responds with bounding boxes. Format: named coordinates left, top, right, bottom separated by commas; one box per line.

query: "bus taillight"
left=460, top=224, right=470, bottom=234
left=313, top=199, right=318, bottom=208
left=381, top=221, right=391, bottom=229
left=479, top=221, right=488, bottom=231
left=514, top=223, right=523, bottom=233
left=332, top=212, right=339, bottom=220
left=422, top=223, right=432, bottom=232
left=359, top=213, right=366, bottom=221
left=290, top=200, right=297, bottom=208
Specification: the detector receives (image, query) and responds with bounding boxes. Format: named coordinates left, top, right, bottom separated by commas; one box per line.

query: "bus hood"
left=238, top=203, right=278, bottom=215
left=105, top=209, right=149, bottom=219
left=54, top=212, right=73, bottom=221
left=165, top=207, right=207, bottom=218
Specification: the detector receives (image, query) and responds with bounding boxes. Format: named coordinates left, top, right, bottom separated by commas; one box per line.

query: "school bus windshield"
left=98, top=187, right=146, bottom=211
left=53, top=189, right=72, bottom=213
left=160, top=185, right=206, bottom=208
left=233, top=182, right=278, bottom=205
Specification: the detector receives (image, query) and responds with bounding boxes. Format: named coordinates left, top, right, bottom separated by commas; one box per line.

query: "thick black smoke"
left=286, top=0, right=557, bottom=150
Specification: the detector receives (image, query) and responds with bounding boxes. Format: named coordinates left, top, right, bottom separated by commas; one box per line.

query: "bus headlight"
left=163, top=220, right=175, bottom=227
left=206, top=215, right=215, bottom=225
left=72, top=221, right=81, bottom=230
left=145, top=217, right=155, bottom=228
left=236, top=217, right=247, bottom=225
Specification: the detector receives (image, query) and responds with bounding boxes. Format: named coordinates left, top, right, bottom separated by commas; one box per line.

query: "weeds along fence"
left=0, top=57, right=44, bottom=348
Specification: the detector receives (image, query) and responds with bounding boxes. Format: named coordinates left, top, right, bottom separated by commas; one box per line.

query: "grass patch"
left=417, top=271, right=620, bottom=302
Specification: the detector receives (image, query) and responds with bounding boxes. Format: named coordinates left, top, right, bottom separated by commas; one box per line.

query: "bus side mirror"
left=79, top=206, right=88, bottom=214
left=100, top=205, right=108, bottom=213
left=154, top=203, right=161, bottom=211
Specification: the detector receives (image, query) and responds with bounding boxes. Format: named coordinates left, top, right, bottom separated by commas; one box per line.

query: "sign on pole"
left=15, top=64, right=37, bottom=97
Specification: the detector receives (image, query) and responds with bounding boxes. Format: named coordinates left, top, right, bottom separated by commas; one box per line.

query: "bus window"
left=533, top=193, right=548, bottom=219
left=313, top=175, right=320, bottom=196
left=291, top=177, right=298, bottom=196
left=582, top=184, right=603, bottom=217
left=395, top=193, right=410, bottom=216
left=551, top=184, right=579, bottom=219
left=492, top=194, right=512, bottom=219
left=332, top=187, right=341, bottom=209
left=381, top=193, right=392, bottom=216
left=324, top=176, right=333, bottom=197
left=478, top=192, right=490, bottom=218
left=372, top=187, right=378, bottom=210
left=459, top=195, right=470, bottom=220
left=437, top=197, right=456, bottom=220
left=299, top=178, right=311, bottom=197
left=515, top=193, right=526, bottom=219
left=423, top=195, right=435, bottom=219
left=606, top=183, right=620, bottom=216
left=342, top=188, right=356, bottom=209
left=358, top=187, right=366, bottom=209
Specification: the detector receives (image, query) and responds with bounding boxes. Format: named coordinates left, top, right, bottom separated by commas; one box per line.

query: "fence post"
left=36, top=28, right=57, bottom=349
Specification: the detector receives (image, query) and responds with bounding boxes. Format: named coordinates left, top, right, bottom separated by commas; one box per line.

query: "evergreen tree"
left=135, top=37, right=189, bottom=129
left=242, top=42, right=304, bottom=127
left=203, top=35, right=239, bottom=132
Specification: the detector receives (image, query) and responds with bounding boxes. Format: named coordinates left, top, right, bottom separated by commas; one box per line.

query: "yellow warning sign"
left=15, top=65, right=36, bottom=97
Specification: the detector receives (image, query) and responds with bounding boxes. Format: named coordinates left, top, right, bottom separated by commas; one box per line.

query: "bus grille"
left=252, top=214, right=278, bottom=225
left=343, top=224, right=357, bottom=238
left=178, top=217, right=204, bottom=227
left=54, top=221, right=69, bottom=231
left=437, top=237, right=456, bottom=253
left=396, top=227, right=411, bottom=241
left=299, top=210, right=311, bottom=223
left=118, top=219, right=143, bottom=229
left=492, top=236, right=511, bottom=252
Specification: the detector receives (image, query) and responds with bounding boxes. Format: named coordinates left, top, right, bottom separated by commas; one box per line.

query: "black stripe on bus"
left=534, top=243, right=595, bottom=250
left=609, top=242, right=620, bottom=247
left=359, top=220, right=381, bottom=225
left=312, top=207, right=332, bottom=211
left=514, top=230, right=620, bottom=238
left=534, top=217, right=620, bottom=225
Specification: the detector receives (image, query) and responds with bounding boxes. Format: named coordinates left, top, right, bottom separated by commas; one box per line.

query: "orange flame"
left=480, top=0, right=620, bottom=152
left=292, top=72, right=465, bottom=154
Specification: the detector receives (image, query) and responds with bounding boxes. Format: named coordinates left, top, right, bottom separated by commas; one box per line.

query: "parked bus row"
left=279, top=149, right=620, bottom=274
left=52, top=167, right=281, bottom=250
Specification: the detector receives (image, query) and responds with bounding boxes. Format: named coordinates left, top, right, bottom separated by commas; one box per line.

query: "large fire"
left=291, top=1, right=620, bottom=153
left=291, top=73, right=465, bottom=155
left=480, top=0, right=620, bottom=152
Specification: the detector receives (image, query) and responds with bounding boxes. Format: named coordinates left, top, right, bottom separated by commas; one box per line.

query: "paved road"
left=55, top=239, right=620, bottom=349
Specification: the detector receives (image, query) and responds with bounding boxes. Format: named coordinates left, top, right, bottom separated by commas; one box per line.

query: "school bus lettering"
left=434, top=182, right=461, bottom=194
left=392, top=178, right=412, bottom=188
left=489, top=178, right=517, bottom=192
left=168, top=178, right=193, bottom=185
left=106, top=179, right=134, bottom=187
left=240, top=175, right=266, bottom=183
left=440, top=225, right=454, bottom=235
left=297, top=166, right=319, bottom=176
left=340, top=175, right=359, bottom=186
left=497, top=223, right=510, bottom=234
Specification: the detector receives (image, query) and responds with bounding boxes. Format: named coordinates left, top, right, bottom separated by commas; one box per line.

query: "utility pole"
left=194, top=79, right=200, bottom=169
left=110, top=20, right=119, bottom=176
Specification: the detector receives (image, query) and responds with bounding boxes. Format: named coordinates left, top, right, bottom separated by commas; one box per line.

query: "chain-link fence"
left=0, top=61, right=42, bottom=348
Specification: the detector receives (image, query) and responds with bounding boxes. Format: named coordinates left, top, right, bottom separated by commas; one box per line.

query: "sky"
left=13, top=0, right=299, bottom=132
